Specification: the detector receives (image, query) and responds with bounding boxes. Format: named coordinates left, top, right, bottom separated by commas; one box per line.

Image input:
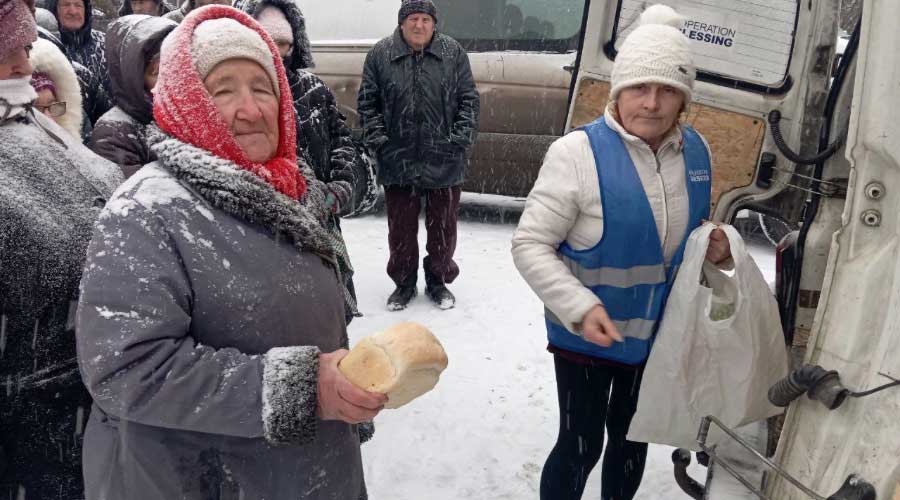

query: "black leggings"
left=540, top=355, right=648, bottom=500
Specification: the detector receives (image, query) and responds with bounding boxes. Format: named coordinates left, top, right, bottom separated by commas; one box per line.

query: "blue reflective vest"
left=545, top=117, right=711, bottom=365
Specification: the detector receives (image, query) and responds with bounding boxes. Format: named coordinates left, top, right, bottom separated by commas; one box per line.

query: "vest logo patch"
left=689, top=169, right=710, bottom=182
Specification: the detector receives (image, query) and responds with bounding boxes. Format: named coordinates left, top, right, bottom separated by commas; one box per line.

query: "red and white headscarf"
left=152, top=5, right=305, bottom=200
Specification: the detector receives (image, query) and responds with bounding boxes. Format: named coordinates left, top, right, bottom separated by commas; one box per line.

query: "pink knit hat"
left=30, top=71, right=55, bottom=93
left=0, top=0, right=37, bottom=61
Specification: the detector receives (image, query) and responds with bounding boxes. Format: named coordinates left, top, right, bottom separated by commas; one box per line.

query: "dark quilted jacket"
left=358, top=28, right=480, bottom=188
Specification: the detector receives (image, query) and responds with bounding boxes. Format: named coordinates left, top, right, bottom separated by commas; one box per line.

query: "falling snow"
left=342, top=214, right=776, bottom=499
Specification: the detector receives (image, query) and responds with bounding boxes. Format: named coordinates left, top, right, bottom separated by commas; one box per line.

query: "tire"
left=758, top=213, right=793, bottom=246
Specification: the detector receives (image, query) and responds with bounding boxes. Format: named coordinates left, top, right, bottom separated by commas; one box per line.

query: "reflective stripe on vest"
left=545, top=117, right=711, bottom=365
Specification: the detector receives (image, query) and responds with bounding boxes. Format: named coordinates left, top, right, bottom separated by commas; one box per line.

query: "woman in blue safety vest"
left=512, top=4, right=732, bottom=500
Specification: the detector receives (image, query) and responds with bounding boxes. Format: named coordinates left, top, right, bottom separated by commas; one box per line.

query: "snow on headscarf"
left=152, top=5, right=305, bottom=200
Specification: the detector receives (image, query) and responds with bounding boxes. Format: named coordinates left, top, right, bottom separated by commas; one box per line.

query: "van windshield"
left=296, top=0, right=586, bottom=52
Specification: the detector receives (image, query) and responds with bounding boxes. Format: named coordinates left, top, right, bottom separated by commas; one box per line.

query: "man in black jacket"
left=358, top=0, right=480, bottom=311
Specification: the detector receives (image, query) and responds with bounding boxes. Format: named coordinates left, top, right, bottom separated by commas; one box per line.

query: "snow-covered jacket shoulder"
left=0, top=101, right=121, bottom=487
left=511, top=108, right=712, bottom=332
left=75, top=146, right=366, bottom=498
left=89, top=106, right=150, bottom=177
left=29, top=38, right=83, bottom=140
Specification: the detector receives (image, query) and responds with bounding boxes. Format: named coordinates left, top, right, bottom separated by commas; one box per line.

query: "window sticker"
left=615, top=0, right=797, bottom=86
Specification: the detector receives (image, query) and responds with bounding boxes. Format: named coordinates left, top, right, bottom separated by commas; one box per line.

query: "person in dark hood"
left=89, top=14, right=176, bottom=177
left=0, top=1, right=124, bottom=497
left=162, top=0, right=228, bottom=24
left=45, top=0, right=112, bottom=124
left=118, top=0, right=172, bottom=17
left=235, top=0, right=377, bottom=322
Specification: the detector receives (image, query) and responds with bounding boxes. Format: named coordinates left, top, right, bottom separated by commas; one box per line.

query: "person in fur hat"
left=512, top=5, right=732, bottom=499
left=75, top=6, right=386, bottom=499
left=0, top=0, right=123, bottom=497
left=28, top=36, right=83, bottom=139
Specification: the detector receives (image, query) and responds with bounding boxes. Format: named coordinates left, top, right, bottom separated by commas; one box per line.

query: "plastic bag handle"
left=673, top=223, right=717, bottom=291
left=718, top=224, right=750, bottom=273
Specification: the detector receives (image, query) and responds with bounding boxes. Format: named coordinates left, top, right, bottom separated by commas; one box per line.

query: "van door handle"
left=563, top=63, right=576, bottom=74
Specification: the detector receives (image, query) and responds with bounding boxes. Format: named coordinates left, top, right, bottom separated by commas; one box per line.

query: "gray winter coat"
left=76, top=127, right=367, bottom=499
left=0, top=88, right=123, bottom=498
left=89, top=15, right=176, bottom=177
left=358, top=27, right=480, bottom=188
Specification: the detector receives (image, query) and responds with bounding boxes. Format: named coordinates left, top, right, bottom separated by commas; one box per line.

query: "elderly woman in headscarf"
left=512, top=5, right=731, bottom=500
left=75, top=5, right=385, bottom=499
left=0, top=0, right=122, bottom=497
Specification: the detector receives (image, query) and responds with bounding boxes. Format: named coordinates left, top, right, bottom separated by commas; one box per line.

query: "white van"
left=571, top=1, right=898, bottom=499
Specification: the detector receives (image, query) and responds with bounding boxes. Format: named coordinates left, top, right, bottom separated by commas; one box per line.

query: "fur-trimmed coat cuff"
left=262, top=346, right=321, bottom=445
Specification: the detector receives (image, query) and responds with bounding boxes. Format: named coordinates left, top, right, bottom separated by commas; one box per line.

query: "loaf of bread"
left=338, top=322, right=448, bottom=409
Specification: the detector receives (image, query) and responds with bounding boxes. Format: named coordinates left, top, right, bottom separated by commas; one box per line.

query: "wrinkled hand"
left=706, top=225, right=732, bottom=264
left=578, top=304, right=624, bottom=347
left=317, top=350, right=387, bottom=424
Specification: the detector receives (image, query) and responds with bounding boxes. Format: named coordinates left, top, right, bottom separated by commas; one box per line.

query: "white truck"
left=305, top=1, right=897, bottom=496
left=567, top=1, right=898, bottom=499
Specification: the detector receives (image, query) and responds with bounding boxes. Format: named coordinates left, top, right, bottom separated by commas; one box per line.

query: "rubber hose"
left=767, top=110, right=844, bottom=165
left=768, top=364, right=834, bottom=407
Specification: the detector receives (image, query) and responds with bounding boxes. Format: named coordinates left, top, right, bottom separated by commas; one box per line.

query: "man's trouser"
left=384, top=185, right=461, bottom=288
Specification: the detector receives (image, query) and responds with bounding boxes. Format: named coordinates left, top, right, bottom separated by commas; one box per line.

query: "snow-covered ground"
left=342, top=214, right=776, bottom=500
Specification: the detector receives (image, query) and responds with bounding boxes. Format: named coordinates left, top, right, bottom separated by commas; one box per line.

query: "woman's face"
left=35, top=88, right=60, bottom=121
left=144, top=55, right=160, bottom=93
left=0, top=45, right=33, bottom=80
left=616, top=83, right=685, bottom=151
left=204, top=59, right=279, bottom=163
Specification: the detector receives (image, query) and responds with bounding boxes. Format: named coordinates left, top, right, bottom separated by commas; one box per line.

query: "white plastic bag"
left=626, top=223, right=789, bottom=451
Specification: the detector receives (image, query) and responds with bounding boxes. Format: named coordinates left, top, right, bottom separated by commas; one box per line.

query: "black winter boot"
left=426, top=284, right=455, bottom=310
left=387, top=284, right=417, bottom=311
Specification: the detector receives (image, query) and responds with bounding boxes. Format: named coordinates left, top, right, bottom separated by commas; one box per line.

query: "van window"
left=434, top=0, right=586, bottom=52
left=296, top=0, right=398, bottom=43
left=296, top=0, right=586, bottom=52
left=611, top=0, right=798, bottom=88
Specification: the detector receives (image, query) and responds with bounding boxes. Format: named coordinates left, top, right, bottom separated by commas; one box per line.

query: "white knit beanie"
left=610, top=4, right=695, bottom=102
left=191, top=16, right=280, bottom=97
left=256, top=6, right=293, bottom=46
